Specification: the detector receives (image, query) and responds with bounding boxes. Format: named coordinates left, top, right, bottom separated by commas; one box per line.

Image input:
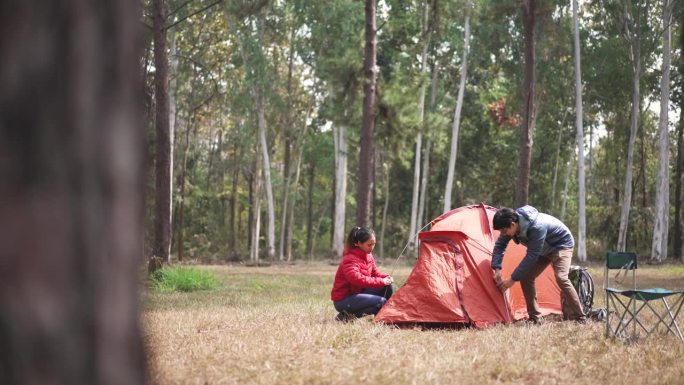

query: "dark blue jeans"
left=333, top=285, right=394, bottom=317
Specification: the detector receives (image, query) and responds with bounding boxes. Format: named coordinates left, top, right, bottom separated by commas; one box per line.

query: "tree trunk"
left=617, top=1, right=642, bottom=252
left=153, top=0, right=172, bottom=264
left=279, top=25, right=297, bottom=262
left=168, top=27, right=178, bottom=237
left=332, top=122, right=348, bottom=260
left=250, top=152, right=262, bottom=265
left=418, top=139, right=432, bottom=228
left=379, top=157, right=390, bottom=260
left=675, top=101, right=684, bottom=261
left=444, top=3, right=471, bottom=213
left=650, top=0, right=673, bottom=262
left=229, top=133, right=240, bottom=254
left=516, top=0, right=537, bottom=208
left=551, top=112, right=568, bottom=213
left=306, top=163, right=316, bottom=260
left=237, top=25, right=275, bottom=262
left=356, top=0, right=378, bottom=227
left=409, top=1, right=430, bottom=249
left=560, top=159, right=572, bottom=222
left=0, top=1, right=146, bottom=383
left=285, top=104, right=312, bottom=262
left=256, top=90, right=276, bottom=261
left=572, top=0, right=587, bottom=262
left=176, top=118, right=192, bottom=261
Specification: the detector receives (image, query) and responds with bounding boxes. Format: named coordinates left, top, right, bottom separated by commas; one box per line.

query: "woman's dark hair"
left=344, top=226, right=375, bottom=251
left=493, top=208, right=518, bottom=230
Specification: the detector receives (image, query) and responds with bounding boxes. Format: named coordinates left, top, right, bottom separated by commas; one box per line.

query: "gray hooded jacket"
left=491, top=205, right=574, bottom=281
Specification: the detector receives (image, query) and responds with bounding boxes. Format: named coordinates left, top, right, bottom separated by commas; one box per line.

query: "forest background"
left=143, top=0, right=684, bottom=266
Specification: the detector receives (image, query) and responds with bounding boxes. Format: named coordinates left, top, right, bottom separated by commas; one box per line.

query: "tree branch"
left=166, top=0, right=224, bottom=30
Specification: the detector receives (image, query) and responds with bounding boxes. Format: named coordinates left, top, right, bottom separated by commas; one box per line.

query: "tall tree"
left=409, top=0, right=431, bottom=247
left=356, top=0, right=378, bottom=227
left=0, top=0, right=146, bottom=383
left=573, top=0, right=587, bottom=262
left=617, top=0, right=645, bottom=251
left=236, top=15, right=276, bottom=262
left=650, top=0, right=674, bottom=262
left=443, top=0, right=472, bottom=213
left=153, top=0, right=173, bottom=265
left=516, top=0, right=538, bottom=207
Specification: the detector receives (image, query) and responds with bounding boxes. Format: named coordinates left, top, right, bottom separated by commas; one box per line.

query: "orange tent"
left=375, top=203, right=561, bottom=328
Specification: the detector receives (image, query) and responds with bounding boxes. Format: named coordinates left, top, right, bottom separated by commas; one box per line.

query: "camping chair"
left=604, top=251, right=684, bottom=341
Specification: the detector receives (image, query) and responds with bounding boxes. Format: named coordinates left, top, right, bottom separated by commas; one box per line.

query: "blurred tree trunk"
left=0, top=0, right=146, bottom=384
left=572, top=0, right=587, bottom=262
left=650, top=0, right=673, bottom=262
left=444, top=1, right=471, bottom=213
left=617, top=0, right=643, bottom=252
left=153, top=0, right=173, bottom=265
left=516, top=0, right=537, bottom=207
left=356, top=0, right=378, bottom=227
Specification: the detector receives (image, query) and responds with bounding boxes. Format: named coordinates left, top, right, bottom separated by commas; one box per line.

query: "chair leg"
left=659, top=295, right=684, bottom=340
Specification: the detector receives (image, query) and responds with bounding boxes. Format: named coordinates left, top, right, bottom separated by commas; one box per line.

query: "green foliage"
left=143, top=0, right=684, bottom=263
left=150, top=266, right=221, bottom=293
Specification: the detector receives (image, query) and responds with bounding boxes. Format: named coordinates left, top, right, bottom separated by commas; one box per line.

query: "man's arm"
left=491, top=233, right=511, bottom=270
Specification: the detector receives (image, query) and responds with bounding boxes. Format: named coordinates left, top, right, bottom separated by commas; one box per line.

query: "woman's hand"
left=383, top=276, right=394, bottom=285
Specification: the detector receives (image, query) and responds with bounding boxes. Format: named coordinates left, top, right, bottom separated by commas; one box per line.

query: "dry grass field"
left=143, top=261, right=684, bottom=385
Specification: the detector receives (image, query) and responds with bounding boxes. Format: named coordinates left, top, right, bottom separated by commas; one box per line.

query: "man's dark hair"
left=493, top=208, right=518, bottom=230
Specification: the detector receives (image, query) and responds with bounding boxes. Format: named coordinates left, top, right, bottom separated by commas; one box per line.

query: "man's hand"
left=383, top=276, right=394, bottom=285
left=493, top=269, right=503, bottom=285
left=497, top=278, right=515, bottom=290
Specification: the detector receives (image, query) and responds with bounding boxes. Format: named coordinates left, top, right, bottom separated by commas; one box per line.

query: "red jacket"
left=330, top=247, right=388, bottom=301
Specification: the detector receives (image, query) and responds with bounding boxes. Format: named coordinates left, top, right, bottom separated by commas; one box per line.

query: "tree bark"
left=356, top=0, right=378, bottom=227
left=650, top=0, right=673, bottom=262
left=0, top=1, right=146, bottom=383
left=572, top=0, right=587, bottom=261
left=153, top=0, right=173, bottom=264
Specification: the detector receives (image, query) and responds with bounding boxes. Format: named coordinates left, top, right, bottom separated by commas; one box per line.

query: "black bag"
left=562, top=265, right=595, bottom=319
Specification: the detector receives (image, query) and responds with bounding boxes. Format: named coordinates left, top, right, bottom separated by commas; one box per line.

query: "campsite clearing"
left=144, top=262, right=684, bottom=385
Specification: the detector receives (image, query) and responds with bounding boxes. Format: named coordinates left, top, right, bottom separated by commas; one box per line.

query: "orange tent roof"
left=375, top=203, right=561, bottom=328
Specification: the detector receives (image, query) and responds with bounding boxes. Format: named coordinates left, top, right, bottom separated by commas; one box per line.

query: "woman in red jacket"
left=330, top=226, right=394, bottom=321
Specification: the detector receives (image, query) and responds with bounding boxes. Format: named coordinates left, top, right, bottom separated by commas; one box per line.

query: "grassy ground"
left=143, top=261, right=684, bottom=385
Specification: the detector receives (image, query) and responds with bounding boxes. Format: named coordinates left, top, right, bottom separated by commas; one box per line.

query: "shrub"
left=150, top=266, right=220, bottom=293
